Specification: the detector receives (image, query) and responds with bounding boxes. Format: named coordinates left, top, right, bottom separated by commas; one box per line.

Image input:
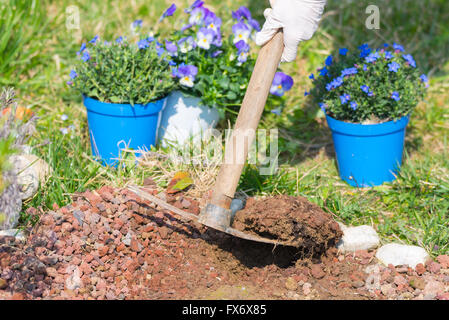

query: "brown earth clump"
left=232, top=195, right=343, bottom=253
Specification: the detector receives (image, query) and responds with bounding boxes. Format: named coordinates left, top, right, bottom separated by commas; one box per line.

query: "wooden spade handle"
left=209, top=31, right=284, bottom=209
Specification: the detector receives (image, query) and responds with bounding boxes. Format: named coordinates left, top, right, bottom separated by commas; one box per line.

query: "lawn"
left=3, top=0, right=449, bottom=256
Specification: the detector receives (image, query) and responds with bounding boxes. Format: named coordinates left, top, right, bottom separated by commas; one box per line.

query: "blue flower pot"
left=326, top=114, right=410, bottom=187
left=83, top=96, right=166, bottom=166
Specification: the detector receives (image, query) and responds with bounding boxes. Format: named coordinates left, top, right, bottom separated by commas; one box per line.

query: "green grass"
left=4, top=0, right=449, bottom=257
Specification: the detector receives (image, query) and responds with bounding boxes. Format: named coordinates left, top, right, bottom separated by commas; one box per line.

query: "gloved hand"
left=256, top=0, right=327, bottom=62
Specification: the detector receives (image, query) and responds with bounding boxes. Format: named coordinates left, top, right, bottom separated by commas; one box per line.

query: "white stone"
left=11, top=154, right=51, bottom=200
left=158, top=91, right=219, bottom=148
left=336, top=223, right=380, bottom=252
left=375, top=243, right=430, bottom=268
left=65, top=265, right=82, bottom=290
left=0, top=229, right=26, bottom=242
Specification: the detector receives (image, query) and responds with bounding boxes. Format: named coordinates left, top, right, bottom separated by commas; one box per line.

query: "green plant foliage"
left=0, top=0, right=48, bottom=85
left=309, top=44, right=428, bottom=123
left=69, top=37, right=176, bottom=105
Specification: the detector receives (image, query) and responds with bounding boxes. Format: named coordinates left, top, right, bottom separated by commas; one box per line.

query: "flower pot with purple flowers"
left=307, top=43, right=428, bottom=187
left=67, top=34, right=176, bottom=166
left=158, top=2, right=294, bottom=144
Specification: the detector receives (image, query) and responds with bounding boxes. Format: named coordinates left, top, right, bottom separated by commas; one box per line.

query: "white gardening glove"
left=256, top=0, right=327, bottom=62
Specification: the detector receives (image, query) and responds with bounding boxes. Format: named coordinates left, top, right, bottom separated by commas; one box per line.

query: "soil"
left=0, top=186, right=448, bottom=300
left=232, top=195, right=343, bottom=252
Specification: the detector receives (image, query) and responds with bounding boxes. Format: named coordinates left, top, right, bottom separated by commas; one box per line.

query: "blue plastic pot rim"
left=83, top=95, right=167, bottom=117
left=326, top=114, right=410, bottom=137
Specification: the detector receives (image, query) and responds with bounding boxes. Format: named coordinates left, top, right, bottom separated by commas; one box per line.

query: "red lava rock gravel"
left=1, top=185, right=449, bottom=300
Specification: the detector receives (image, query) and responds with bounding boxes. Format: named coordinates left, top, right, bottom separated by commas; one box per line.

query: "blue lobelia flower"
left=172, top=63, right=198, bottom=88
left=363, top=64, right=368, bottom=71
left=165, top=41, right=178, bottom=57
left=196, top=28, right=216, bottom=50
left=235, top=40, right=250, bottom=64
left=160, top=4, right=176, bottom=21
left=384, top=51, right=393, bottom=60
left=402, top=54, right=416, bottom=68
left=339, top=48, right=348, bottom=56
left=340, top=93, right=351, bottom=105
left=319, top=67, right=328, bottom=77
left=270, top=72, right=294, bottom=97
left=325, top=55, right=333, bottom=66
left=185, top=0, right=204, bottom=13
left=360, top=85, right=370, bottom=93
left=116, top=36, right=124, bottom=44
left=77, top=43, right=86, bottom=55
left=329, top=76, right=344, bottom=90
left=309, top=73, right=315, bottom=80
left=81, top=50, right=90, bottom=62
left=137, top=39, right=150, bottom=49
left=388, top=61, right=400, bottom=72
left=358, top=43, right=371, bottom=58
left=341, top=67, right=358, bottom=77
left=89, top=35, right=99, bottom=44
left=350, top=101, right=358, bottom=110
left=271, top=107, right=282, bottom=116
left=391, top=91, right=400, bottom=101
left=232, top=21, right=251, bottom=44
left=178, top=36, right=196, bottom=53
left=319, top=102, right=327, bottom=113
left=365, top=51, right=380, bottom=63
left=393, top=43, right=404, bottom=52
left=420, top=74, right=429, bottom=88
left=132, top=20, right=142, bottom=29
left=69, top=70, right=77, bottom=79
left=304, top=91, right=310, bottom=97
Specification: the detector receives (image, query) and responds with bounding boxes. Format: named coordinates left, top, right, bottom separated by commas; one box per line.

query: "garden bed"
left=1, top=185, right=448, bottom=300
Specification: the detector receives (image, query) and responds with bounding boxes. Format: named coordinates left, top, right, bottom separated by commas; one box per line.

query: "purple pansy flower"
left=391, top=91, right=400, bottom=101
left=204, top=11, right=222, bottom=32
left=173, top=63, right=198, bottom=87
left=160, top=4, right=176, bottom=21
left=185, top=0, right=204, bottom=13
left=211, top=50, right=223, bottom=58
left=196, top=28, right=215, bottom=50
left=270, top=72, right=294, bottom=97
left=388, top=61, right=401, bottom=72
left=248, top=18, right=261, bottom=32
left=232, top=6, right=252, bottom=21
left=402, top=54, right=416, bottom=68
left=189, top=6, right=206, bottom=25
left=235, top=40, right=250, bottom=64
left=178, top=36, right=196, bottom=53
left=232, top=22, right=251, bottom=44
left=165, top=41, right=178, bottom=56
left=340, top=93, right=351, bottom=104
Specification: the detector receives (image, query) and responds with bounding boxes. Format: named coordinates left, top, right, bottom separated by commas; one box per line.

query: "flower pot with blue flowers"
left=156, top=2, right=293, bottom=147
left=68, top=35, right=175, bottom=166
left=308, top=43, right=428, bottom=187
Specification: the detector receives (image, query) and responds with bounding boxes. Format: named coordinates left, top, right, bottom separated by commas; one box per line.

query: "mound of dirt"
left=232, top=195, right=343, bottom=252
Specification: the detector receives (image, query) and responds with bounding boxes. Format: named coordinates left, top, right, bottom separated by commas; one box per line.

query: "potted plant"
left=308, top=43, right=428, bottom=187
left=68, top=34, right=175, bottom=166
left=156, top=2, right=293, bottom=147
